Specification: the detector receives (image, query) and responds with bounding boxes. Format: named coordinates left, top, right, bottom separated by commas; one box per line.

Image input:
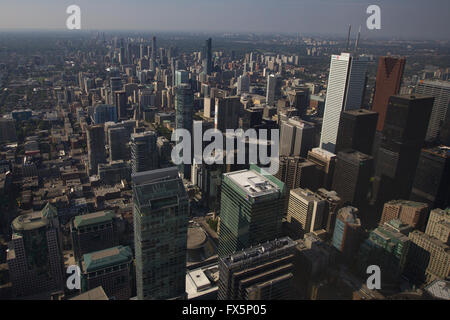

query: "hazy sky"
left=0, top=0, right=448, bottom=39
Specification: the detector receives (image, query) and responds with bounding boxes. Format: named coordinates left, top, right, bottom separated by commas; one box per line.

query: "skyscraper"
left=203, top=38, right=212, bottom=75
left=415, top=80, right=450, bottom=141
left=425, top=208, right=449, bottom=244
left=266, top=74, right=282, bottom=106
left=115, top=90, right=128, bottom=120
left=218, top=237, right=296, bottom=300
left=108, top=126, right=130, bottom=162
left=87, top=124, right=107, bottom=175
left=275, top=156, right=318, bottom=191
left=287, top=188, right=327, bottom=238
left=218, top=165, right=286, bottom=257
left=307, top=147, right=337, bottom=190
left=7, top=203, right=64, bottom=298
left=332, top=150, right=373, bottom=208
left=279, top=118, right=315, bottom=158
left=410, top=146, right=450, bottom=210
left=320, top=53, right=369, bottom=153
left=132, top=167, right=189, bottom=300
left=237, top=73, right=250, bottom=95
left=373, top=95, right=434, bottom=207
left=332, top=206, right=362, bottom=261
left=0, top=119, right=17, bottom=144
left=335, top=109, right=378, bottom=155
left=151, top=36, right=157, bottom=62
left=372, top=56, right=406, bottom=132
left=287, top=87, right=310, bottom=117
left=214, top=96, right=242, bottom=131
left=175, top=70, right=189, bottom=87
left=175, top=84, right=194, bottom=179
left=93, top=104, right=118, bottom=124
left=131, top=131, right=158, bottom=174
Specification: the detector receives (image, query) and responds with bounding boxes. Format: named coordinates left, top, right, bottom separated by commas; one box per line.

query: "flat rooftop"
left=82, top=245, right=132, bottom=273
left=224, top=169, right=280, bottom=198
left=73, top=210, right=115, bottom=229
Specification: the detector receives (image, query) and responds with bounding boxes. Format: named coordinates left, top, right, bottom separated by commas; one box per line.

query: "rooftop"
left=82, top=245, right=132, bottom=273
left=73, top=211, right=115, bottom=229
left=70, top=286, right=109, bottom=300
left=11, top=203, right=57, bottom=232
left=224, top=168, right=280, bottom=198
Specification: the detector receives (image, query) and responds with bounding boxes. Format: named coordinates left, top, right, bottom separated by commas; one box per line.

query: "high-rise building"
left=332, top=206, right=362, bottom=261
left=87, top=124, right=107, bottom=175
left=380, top=200, right=429, bottom=230
left=425, top=208, right=450, bottom=244
left=175, top=84, right=194, bottom=179
left=110, top=77, right=122, bottom=93
left=307, top=147, right=337, bottom=190
left=0, top=119, right=17, bottom=144
left=405, top=230, right=450, bottom=285
left=80, top=245, right=133, bottom=300
left=275, top=156, right=318, bottom=191
left=287, top=87, right=310, bottom=117
left=410, top=147, right=450, bottom=210
left=115, top=90, right=128, bottom=120
left=131, top=131, right=158, bottom=174
left=320, top=53, right=369, bottom=153
left=266, top=74, right=282, bottom=106
left=357, top=219, right=411, bottom=280
left=372, top=56, right=406, bottom=132
left=332, top=150, right=373, bottom=208
left=203, top=38, right=212, bottom=75
left=335, top=109, right=378, bottom=155
left=280, top=118, right=315, bottom=158
left=108, top=126, right=130, bottom=162
left=175, top=70, right=189, bottom=87
left=237, top=74, right=250, bottom=95
left=218, top=237, right=296, bottom=300
left=373, top=95, right=434, bottom=207
left=7, top=203, right=64, bottom=298
left=287, top=188, right=327, bottom=238
left=415, top=80, right=450, bottom=141
left=93, top=104, right=118, bottom=124
left=218, top=165, right=286, bottom=257
left=214, top=96, right=242, bottom=131
left=132, top=167, right=189, bottom=300
left=70, top=211, right=117, bottom=261
left=316, top=188, right=342, bottom=236
left=151, top=36, right=157, bottom=62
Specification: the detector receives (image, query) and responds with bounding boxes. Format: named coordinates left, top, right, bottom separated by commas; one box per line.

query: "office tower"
left=115, top=90, right=127, bottom=120
left=380, top=200, right=429, bottom=230
left=373, top=95, right=434, bottom=206
left=372, top=57, right=406, bottom=132
left=87, top=125, right=107, bottom=175
left=203, top=38, right=212, bottom=75
left=307, top=147, right=337, bottom=190
left=110, top=77, right=122, bottom=93
left=332, top=206, right=362, bottom=261
left=108, top=127, right=130, bottom=162
left=332, top=150, right=373, bottom=207
left=151, top=36, right=157, bottom=61
left=357, top=219, right=411, bottom=280
left=320, top=53, right=369, bottom=152
left=287, top=188, right=327, bottom=238
left=80, top=246, right=133, bottom=300
left=175, top=84, right=194, bottom=179
left=410, top=147, right=450, bottom=210
left=203, top=97, right=213, bottom=118
left=416, top=80, right=450, bottom=141
left=266, top=74, right=282, bottom=106
left=93, top=104, right=118, bottom=124
left=71, top=211, right=116, bottom=261
left=335, top=109, right=378, bottom=155
left=7, top=203, right=64, bottom=298
left=275, top=156, right=318, bottom=191
left=405, top=230, right=450, bottom=285
left=425, top=208, right=450, bottom=244
left=132, top=167, right=189, bottom=300
left=218, top=166, right=286, bottom=257
left=214, top=96, right=242, bottom=131
left=175, top=70, right=189, bottom=87
left=287, top=87, right=310, bottom=117
left=237, top=74, right=250, bottom=95
left=316, top=188, right=342, bottom=236
left=98, top=160, right=131, bottom=185
left=131, top=131, right=158, bottom=174
left=157, top=136, right=172, bottom=166
left=280, top=118, right=315, bottom=158
left=218, top=237, right=296, bottom=300
left=0, top=119, right=17, bottom=144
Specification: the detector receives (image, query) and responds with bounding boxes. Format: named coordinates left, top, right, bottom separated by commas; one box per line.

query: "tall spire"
left=346, top=25, right=352, bottom=51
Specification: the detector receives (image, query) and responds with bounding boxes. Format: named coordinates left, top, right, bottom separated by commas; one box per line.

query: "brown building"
left=380, top=200, right=429, bottom=230
left=372, top=56, right=406, bottom=132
